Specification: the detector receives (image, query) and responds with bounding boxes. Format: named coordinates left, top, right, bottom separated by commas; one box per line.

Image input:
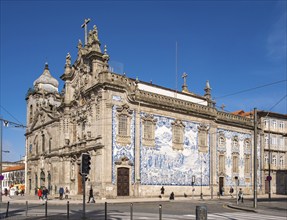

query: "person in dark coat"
left=160, top=186, right=165, bottom=195
left=59, top=187, right=64, bottom=200
left=42, top=187, right=48, bottom=201
left=87, top=186, right=95, bottom=203
left=169, top=192, right=175, bottom=200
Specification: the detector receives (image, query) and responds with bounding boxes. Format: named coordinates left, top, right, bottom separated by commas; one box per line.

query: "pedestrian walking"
left=160, top=186, right=165, bottom=197
left=65, top=187, right=69, bottom=199
left=37, top=188, right=43, bottom=200
left=42, top=187, right=49, bottom=201
left=229, top=186, right=234, bottom=198
left=87, top=186, right=95, bottom=203
left=169, top=192, right=175, bottom=200
left=59, top=187, right=64, bottom=200
left=238, top=188, right=244, bottom=203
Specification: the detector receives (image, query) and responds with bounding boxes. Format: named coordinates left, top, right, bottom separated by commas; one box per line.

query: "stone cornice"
left=27, top=142, right=104, bottom=162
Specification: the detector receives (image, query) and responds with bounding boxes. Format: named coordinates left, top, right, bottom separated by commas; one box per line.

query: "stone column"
left=134, top=107, right=141, bottom=197
left=209, top=122, right=217, bottom=199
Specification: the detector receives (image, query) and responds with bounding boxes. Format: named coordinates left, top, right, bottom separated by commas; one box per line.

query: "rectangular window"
left=232, top=155, right=238, bottom=173
left=144, top=121, right=153, bottom=139
left=219, top=155, right=225, bottom=172
left=245, top=156, right=250, bottom=173
left=273, top=120, right=277, bottom=129
left=198, top=131, right=207, bottom=148
left=272, top=155, right=277, bottom=166
left=118, top=115, right=128, bottom=136
left=264, top=120, right=269, bottom=129
left=173, top=126, right=182, bottom=143
left=279, top=122, right=284, bottom=130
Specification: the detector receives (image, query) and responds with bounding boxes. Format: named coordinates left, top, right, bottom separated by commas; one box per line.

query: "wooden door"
left=117, top=167, right=129, bottom=196
left=78, top=170, right=83, bottom=195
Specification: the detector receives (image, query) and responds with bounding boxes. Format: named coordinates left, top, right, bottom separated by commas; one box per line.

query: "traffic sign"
left=266, top=175, right=272, bottom=181
left=0, top=175, right=4, bottom=181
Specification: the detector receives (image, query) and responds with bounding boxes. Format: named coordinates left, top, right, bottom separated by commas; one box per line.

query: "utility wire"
left=0, top=105, right=24, bottom=125
left=214, top=79, right=286, bottom=100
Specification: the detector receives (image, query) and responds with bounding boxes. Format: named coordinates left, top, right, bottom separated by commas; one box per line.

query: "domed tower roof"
left=33, top=63, right=59, bottom=93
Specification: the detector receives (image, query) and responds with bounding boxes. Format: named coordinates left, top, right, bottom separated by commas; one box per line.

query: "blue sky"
left=1, top=0, right=286, bottom=162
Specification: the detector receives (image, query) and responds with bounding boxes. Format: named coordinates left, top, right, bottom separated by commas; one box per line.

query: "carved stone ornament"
left=115, top=156, right=133, bottom=166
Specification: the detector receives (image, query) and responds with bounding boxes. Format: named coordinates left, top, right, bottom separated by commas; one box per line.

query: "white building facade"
left=25, top=22, right=262, bottom=198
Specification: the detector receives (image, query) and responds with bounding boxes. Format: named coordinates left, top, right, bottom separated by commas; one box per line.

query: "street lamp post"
left=192, top=175, right=195, bottom=199
left=200, top=153, right=204, bottom=199
left=235, top=176, right=238, bottom=205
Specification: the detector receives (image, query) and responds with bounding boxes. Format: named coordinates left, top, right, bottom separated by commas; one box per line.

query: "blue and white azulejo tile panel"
left=140, top=113, right=210, bottom=186
left=111, top=105, right=135, bottom=184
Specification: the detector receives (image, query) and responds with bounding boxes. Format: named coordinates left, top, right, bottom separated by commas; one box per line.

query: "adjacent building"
left=1, top=163, right=25, bottom=192
left=25, top=21, right=265, bottom=198
left=233, top=110, right=287, bottom=195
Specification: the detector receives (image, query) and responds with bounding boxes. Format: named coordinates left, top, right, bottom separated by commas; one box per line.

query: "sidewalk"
left=226, top=194, right=287, bottom=213
left=1, top=193, right=286, bottom=206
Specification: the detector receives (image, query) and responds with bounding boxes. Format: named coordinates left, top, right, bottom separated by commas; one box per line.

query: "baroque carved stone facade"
left=25, top=21, right=263, bottom=198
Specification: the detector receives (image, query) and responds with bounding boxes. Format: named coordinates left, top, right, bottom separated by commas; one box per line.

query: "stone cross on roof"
left=182, top=72, right=189, bottom=93
left=81, top=18, right=91, bottom=45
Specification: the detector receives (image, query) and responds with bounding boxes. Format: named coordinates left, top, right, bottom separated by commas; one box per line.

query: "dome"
left=33, top=63, right=59, bottom=93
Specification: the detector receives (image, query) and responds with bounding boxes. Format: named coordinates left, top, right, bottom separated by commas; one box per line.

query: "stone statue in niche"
left=71, top=162, right=75, bottom=180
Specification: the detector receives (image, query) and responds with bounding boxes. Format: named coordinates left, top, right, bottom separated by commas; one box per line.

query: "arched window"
left=42, top=134, right=45, bottom=152
left=219, top=136, right=225, bottom=146
left=29, top=105, right=33, bottom=123
left=40, top=171, right=45, bottom=187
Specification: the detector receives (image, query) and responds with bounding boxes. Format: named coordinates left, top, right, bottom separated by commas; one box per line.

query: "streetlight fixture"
left=200, top=153, right=206, bottom=199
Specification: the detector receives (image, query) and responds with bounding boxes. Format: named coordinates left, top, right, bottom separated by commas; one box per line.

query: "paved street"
left=0, top=194, right=286, bottom=219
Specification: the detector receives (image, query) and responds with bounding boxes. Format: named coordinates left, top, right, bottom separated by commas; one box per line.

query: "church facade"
left=25, top=22, right=260, bottom=199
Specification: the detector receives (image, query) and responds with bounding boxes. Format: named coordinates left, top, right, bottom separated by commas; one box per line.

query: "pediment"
left=30, top=107, right=60, bottom=130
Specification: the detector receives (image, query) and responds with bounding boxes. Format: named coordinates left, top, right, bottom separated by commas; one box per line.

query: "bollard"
left=105, top=202, right=107, bottom=220
left=159, top=204, right=162, bottom=220
left=26, top=201, right=28, bottom=217
left=130, top=203, right=133, bottom=220
left=67, top=201, right=69, bottom=219
left=5, top=201, right=10, bottom=218
left=45, top=200, right=48, bottom=217
left=196, top=205, right=207, bottom=220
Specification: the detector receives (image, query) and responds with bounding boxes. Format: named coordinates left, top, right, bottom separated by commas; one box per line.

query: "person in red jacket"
left=37, top=188, right=43, bottom=200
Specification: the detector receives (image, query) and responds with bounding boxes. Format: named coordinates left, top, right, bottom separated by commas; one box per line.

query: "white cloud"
left=266, top=8, right=287, bottom=61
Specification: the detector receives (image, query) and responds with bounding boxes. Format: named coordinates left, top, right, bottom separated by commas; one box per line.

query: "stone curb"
left=227, top=203, right=257, bottom=213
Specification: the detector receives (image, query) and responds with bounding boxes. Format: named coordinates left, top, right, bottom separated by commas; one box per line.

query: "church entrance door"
left=78, top=171, right=83, bottom=195
left=117, top=167, right=129, bottom=196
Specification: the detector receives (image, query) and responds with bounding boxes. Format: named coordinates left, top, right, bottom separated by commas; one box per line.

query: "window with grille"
left=219, top=155, right=225, bottom=172
left=232, top=155, right=238, bottom=173
left=244, top=155, right=250, bottom=173
left=173, top=126, right=183, bottom=143
left=118, top=115, right=128, bottom=136
left=144, top=120, right=153, bottom=139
